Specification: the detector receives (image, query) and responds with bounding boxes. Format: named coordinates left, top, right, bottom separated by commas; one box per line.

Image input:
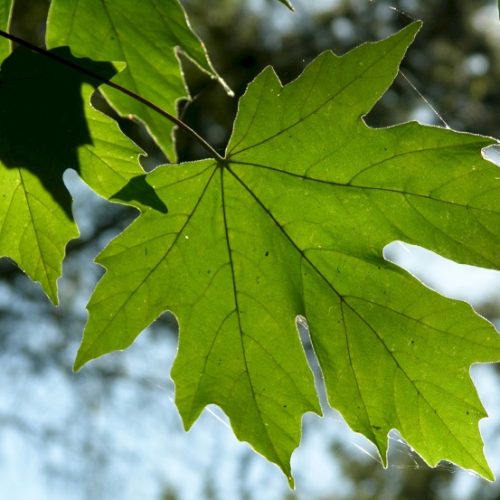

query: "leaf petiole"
left=0, top=29, right=224, bottom=162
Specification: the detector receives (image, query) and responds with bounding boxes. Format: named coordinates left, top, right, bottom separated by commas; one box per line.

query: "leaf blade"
left=76, top=159, right=321, bottom=479
left=79, top=23, right=500, bottom=480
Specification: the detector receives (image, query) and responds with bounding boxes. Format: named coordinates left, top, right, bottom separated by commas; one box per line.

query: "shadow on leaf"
left=0, top=45, right=166, bottom=216
left=112, top=175, right=168, bottom=214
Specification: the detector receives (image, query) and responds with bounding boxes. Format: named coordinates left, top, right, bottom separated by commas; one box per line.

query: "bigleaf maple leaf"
left=75, top=23, right=500, bottom=483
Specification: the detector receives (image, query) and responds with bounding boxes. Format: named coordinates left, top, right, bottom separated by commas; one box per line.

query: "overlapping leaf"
left=0, top=47, right=163, bottom=303
left=46, top=0, right=229, bottom=161
left=75, top=23, right=500, bottom=482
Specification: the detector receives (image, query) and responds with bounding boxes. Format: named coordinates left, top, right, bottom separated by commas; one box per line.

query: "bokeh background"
left=1, top=0, right=500, bottom=498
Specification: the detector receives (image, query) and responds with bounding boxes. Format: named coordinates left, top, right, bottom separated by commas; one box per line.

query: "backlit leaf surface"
left=75, top=24, right=500, bottom=481
left=47, top=0, right=228, bottom=161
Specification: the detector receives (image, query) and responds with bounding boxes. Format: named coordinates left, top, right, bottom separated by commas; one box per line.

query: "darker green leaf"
left=0, top=46, right=154, bottom=302
left=0, top=47, right=116, bottom=217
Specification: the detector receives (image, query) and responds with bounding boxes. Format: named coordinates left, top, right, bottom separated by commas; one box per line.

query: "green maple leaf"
left=46, top=0, right=230, bottom=161
left=75, top=23, right=500, bottom=482
left=0, top=47, right=164, bottom=303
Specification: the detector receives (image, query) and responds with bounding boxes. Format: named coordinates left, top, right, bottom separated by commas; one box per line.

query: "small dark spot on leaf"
left=265, top=251, right=269, bottom=257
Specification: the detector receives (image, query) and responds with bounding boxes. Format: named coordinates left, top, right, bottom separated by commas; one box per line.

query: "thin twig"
left=0, top=29, right=224, bottom=161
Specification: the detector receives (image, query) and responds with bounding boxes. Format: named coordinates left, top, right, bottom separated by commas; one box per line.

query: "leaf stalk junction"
left=0, top=29, right=224, bottom=162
